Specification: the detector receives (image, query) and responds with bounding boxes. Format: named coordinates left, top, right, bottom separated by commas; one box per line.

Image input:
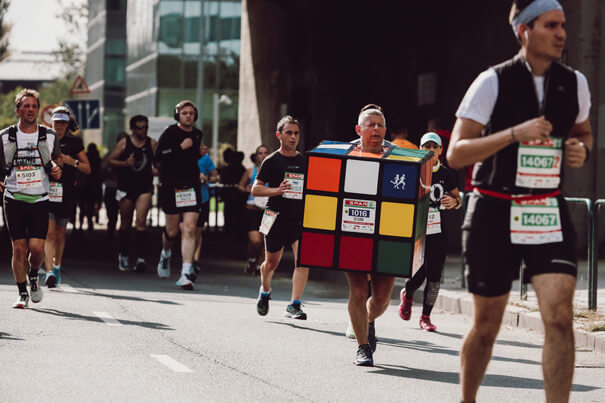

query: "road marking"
left=94, top=311, right=121, bottom=326
left=150, top=355, right=193, bottom=373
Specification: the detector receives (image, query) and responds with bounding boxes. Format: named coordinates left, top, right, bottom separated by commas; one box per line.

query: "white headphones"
left=524, top=31, right=529, bottom=41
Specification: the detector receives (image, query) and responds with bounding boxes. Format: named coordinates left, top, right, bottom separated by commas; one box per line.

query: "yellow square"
left=303, top=195, right=338, bottom=231
left=379, top=202, right=415, bottom=237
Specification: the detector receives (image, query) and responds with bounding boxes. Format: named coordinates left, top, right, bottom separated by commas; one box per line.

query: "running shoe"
left=44, top=271, right=57, bottom=288
left=345, top=323, right=356, bottom=339
left=175, top=273, right=193, bottom=290
left=52, top=266, right=61, bottom=285
left=193, top=261, right=202, bottom=275
left=284, top=303, right=307, bottom=320
left=157, top=254, right=171, bottom=279
left=134, top=258, right=147, bottom=273
left=244, top=259, right=255, bottom=275
left=355, top=344, right=374, bottom=367
left=255, top=265, right=261, bottom=277
left=256, top=291, right=271, bottom=316
left=368, top=321, right=377, bottom=352
left=419, top=315, right=437, bottom=332
left=398, top=289, right=413, bottom=321
left=12, top=293, right=29, bottom=309
left=118, top=254, right=130, bottom=272
left=29, top=276, right=43, bottom=303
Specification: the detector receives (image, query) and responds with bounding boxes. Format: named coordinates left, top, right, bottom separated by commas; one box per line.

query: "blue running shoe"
left=53, top=266, right=61, bottom=285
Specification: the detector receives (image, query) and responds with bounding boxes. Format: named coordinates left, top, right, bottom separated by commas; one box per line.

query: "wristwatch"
left=74, top=160, right=80, bottom=167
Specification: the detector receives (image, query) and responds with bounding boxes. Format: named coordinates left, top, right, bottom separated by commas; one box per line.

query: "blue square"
left=382, top=163, right=418, bottom=199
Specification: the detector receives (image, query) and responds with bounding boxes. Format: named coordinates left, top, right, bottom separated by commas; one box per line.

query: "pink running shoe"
left=398, top=289, right=413, bottom=321
left=419, top=315, right=437, bottom=332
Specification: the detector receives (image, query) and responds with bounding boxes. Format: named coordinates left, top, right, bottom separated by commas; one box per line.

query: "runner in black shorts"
left=107, top=114, right=157, bottom=272
left=251, top=116, right=308, bottom=320
left=398, top=132, right=461, bottom=332
left=154, top=100, right=203, bottom=290
left=192, top=144, right=218, bottom=275
left=44, top=107, right=90, bottom=287
left=0, top=89, right=62, bottom=308
left=447, top=1, right=593, bottom=401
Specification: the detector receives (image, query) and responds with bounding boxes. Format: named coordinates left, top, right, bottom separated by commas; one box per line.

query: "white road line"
left=150, top=355, right=194, bottom=373
left=94, top=312, right=121, bottom=326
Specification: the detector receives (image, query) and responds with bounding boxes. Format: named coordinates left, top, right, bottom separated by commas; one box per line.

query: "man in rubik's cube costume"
left=298, top=105, right=433, bottom=366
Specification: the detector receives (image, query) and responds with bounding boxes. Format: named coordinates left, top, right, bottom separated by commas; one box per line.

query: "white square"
left=344, top=159, right=380, bottom=195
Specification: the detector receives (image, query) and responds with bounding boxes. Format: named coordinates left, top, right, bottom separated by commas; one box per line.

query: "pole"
left=196, top=0, right=205, bottom=129
left=212, top=93, right=219, bottom=164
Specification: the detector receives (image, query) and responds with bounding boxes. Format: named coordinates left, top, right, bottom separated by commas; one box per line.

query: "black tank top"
left=117, top=136, right=154, bottom=191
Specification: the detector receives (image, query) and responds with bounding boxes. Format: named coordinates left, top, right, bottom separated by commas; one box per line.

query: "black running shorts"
left=264, top=214, right=302, bottom=253
left=462, top=192, right=577, bottom=297
left=3, top=197, right=50, bottom=240
left=159, top=185, right=201, bottom=215
left=246, top=207, right=263, bottom=232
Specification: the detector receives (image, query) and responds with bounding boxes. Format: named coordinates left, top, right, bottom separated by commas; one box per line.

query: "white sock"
left=182, top=263, right=192, bottom=275
left=53, top=264, right=61, bottom=270
left=161, top=249, right=171, bottom=258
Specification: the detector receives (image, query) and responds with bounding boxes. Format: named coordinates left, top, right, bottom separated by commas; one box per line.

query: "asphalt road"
left=1, top=254, right=604, bottom=402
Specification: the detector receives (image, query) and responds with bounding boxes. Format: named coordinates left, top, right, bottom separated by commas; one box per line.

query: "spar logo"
left=346, top=200, right=370, bottom=207
left=390, top=173, right=406, bottom=190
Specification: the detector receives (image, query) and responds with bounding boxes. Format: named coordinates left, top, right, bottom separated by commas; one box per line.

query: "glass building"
left=86, top=0, right=128, bottom=146
left=126, top=0, right=241, bottom=147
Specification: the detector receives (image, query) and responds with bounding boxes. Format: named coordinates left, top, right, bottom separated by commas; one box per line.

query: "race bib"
left=426, top=207, right=441, bottom=235
left=341, top=199, right=376, bottom=234
left=16, top=166, right=42, bottom=190
left=282, top=172, right=304, bottom=200
left=175, top=188, right=197, bottom=208
left=49, top=182, right=63, bottom=203
left=510, top=197, right=563, bottom=245
left=259, top=209, right=279, bottom=235
left=516, top=138, right=562, bottom=188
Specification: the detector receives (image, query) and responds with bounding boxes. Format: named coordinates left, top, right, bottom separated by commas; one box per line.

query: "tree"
left=55, top=0, right=88, bottom=79
left=0, top=0, right=11, bottom=62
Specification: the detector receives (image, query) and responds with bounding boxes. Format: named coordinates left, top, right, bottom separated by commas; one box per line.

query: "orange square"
left=306, top=156, right=341, bottom=193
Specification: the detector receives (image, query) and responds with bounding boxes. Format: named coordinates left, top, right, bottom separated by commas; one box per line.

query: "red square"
left=338, top=236, right=373, bottom=271
left=299, top=232, right=335, bottom=268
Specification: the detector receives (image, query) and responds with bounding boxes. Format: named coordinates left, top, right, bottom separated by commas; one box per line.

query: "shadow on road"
left=434, top=330, right=542, bottom=350
left=31, top=308, right=175, bottom=331
left=0, top=332, right=24, bottom=341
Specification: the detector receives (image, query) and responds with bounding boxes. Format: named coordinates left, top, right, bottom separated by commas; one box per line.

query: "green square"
left=376, top=240, right=412, bottom=276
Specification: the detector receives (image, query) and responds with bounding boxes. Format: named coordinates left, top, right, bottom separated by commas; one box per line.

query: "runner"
left=155, top=100, right=203, bottom=290
left=192, top=144, right=219, bottom=276
left=237, top=144, right=269, bottom=276
left=398, top=132, right=461, bottom=331
left=43, top=107, right=90, bottom=287
left=0, top=89, right=62, bottom=308
left=343, top=104, right=399, bottom=367
left=447, top=1, right=592, bottom=401
left=251, top=116, right=308, bottom=319
left=106, top=115, right=157, bottom=272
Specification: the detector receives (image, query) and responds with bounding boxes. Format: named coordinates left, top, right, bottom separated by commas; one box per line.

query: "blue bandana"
left=512, top=0, right=563, bottom=38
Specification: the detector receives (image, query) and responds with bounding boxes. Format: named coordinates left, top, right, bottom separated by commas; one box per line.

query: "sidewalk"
left=393, top=255, right=605, bottom=354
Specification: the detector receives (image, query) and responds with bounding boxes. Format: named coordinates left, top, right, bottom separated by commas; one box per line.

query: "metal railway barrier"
left=458, top=193, right=603, bottom=311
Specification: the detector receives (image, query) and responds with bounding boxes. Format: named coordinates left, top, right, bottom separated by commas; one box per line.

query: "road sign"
left=63, top=99, right=100, bottom=130
left=70, top=75, right=90, bottom=95
left=41, top=105, right=57, bottom=126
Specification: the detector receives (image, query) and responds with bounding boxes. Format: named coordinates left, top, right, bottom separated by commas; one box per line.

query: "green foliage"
left=0, top=0, right=10, bottom=62
left=55, top=1, right=88, bottom=79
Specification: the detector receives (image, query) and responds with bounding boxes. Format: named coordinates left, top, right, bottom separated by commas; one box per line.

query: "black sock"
left=135, top=230, right=147, bottom=259
left=119, top=229, right=130, bottom=255
left=17, top=281, right=27, bottom=294
left=28, top=267, right=38, bottom=279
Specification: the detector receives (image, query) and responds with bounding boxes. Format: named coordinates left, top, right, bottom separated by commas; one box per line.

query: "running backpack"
left=0, top=125, right=54, bottom=181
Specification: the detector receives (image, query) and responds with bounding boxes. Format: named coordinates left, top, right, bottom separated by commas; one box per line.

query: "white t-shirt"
left=456, top=65, right=591, bottom=126
left=2, top=128, right=56, bottom=199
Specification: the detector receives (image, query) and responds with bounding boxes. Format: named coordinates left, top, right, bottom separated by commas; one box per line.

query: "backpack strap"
left=37, top=125, right=53, bottom=173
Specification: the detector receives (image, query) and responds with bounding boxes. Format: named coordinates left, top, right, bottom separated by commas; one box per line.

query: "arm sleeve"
left=575, top=70, right=591, bottom=123
left=256, top=157, right=271, bottom=184
left=154, top=129, right=176, bottom=163
left=444, top=168, right=458, bottom=192
left=51, top=132, right=61, bottom=159
left=75, top=137, right=85, bottom=155
left=455, top=69, right=499, bottom=126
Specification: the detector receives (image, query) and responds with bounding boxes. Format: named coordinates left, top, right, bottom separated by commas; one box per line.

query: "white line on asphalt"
left=94, top=311, right=121, bottom=326
left=150, top=355, right=194, bottom=373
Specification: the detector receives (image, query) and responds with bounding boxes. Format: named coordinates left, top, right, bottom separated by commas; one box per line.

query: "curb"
left=432, top=289, right=605, bottom=354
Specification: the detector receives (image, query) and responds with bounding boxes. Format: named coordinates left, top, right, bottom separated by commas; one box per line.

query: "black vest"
left=472, top=55, right=578, bottom=194
left=117, top=136, right=154, bottom=190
